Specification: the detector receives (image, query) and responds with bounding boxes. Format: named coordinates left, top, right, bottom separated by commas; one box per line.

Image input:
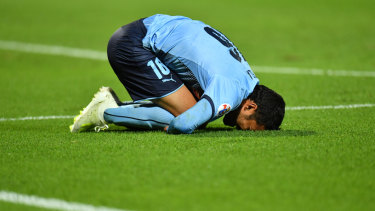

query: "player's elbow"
left=167, top=120, right=194, bottom=134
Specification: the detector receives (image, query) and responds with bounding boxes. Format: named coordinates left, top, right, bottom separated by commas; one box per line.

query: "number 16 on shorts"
left=147, top=58, right=170, bottom=79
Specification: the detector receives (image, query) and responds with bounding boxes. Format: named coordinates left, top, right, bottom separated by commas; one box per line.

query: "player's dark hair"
left=248, top=85, right=285, bottom=130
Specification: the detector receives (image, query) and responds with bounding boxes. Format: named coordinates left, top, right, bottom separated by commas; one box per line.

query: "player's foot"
left=70, top=87, right=120, bottom=132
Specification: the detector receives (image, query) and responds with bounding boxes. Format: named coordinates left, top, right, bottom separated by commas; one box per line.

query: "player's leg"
left=103, top=103, right=174, bottom=130
left=70, top=86, right=179, bottom=132
left=151, top=84, right=196, bottom=117
left=107, top=18, right=197, bottom=125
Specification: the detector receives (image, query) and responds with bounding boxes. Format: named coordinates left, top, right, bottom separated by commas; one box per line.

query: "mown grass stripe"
left=0, top=191, right=130, bottom=211
left=1, top=40, right=374, bottom=78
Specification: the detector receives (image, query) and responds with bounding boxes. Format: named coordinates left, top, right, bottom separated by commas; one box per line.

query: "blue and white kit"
left=105, top=14, right=259, bottom=134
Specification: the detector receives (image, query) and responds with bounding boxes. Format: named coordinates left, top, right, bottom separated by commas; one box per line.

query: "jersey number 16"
left=147, top=57, right=170, bottom=79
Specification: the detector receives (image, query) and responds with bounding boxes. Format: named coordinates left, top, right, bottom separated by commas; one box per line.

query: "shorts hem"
left=133, top=84, right=185, bottom=102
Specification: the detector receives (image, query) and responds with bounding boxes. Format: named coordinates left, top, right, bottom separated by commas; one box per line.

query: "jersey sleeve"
left=167, top=98, right=212, bottom=134
left=167, top=76, right=244, bottom=134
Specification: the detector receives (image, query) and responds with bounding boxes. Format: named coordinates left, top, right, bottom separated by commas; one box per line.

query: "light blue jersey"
left=142, top=14, right=259, bottom=133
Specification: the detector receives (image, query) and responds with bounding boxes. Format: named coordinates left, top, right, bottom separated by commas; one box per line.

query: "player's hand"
left=164, top=126, right=169, bottom=132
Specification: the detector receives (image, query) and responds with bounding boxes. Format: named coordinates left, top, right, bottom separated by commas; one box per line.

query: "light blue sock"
left=103, top=103, right=174, bottom=130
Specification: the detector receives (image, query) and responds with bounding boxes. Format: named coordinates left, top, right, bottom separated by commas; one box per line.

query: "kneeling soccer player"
left=70, top=14, right=285, bottom=134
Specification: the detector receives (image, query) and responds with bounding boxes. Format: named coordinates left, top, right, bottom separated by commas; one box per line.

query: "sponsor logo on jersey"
left=217, top=103, right=231, bottom=117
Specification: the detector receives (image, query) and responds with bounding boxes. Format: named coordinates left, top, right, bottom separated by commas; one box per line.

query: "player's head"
left=223, top=85, right=285, bottom=130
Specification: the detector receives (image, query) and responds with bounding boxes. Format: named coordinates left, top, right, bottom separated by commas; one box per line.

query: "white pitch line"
left=0, top=40, right=107, bottom=61
left=285, top=103, right=375, bottom=111
left=0, top=115, right=75, bottom=122
left=0, top=191, right=130, bottom=211
left=254, top=66, right=375, bottom=78
left=0, top=104, right=374, bottom=122
left=0, top=40, right=374, bottom=78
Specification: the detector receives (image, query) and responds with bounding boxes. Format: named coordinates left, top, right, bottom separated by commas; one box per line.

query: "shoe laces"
left=94, top=124, right=109, bottom=132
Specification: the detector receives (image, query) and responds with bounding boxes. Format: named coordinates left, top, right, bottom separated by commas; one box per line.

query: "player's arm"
left=165, top=76, right=242, bottom=134
left=166, top=97, right=213, bottom=134
left=152, top=84, right=212, bottom=134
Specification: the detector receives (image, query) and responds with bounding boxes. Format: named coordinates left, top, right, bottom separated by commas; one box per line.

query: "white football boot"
left=70, top=87, right=120, bottom=132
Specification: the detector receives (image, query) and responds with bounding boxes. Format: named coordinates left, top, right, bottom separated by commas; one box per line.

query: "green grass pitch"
left=0, top=0, right=374, bottom=210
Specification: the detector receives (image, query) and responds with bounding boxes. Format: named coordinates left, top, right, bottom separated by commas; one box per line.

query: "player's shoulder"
left=203, top=74, right=256, bottom=120
left=143, top=14, right=192, bottom=28
left=204, top=75, right=244, bottom=99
